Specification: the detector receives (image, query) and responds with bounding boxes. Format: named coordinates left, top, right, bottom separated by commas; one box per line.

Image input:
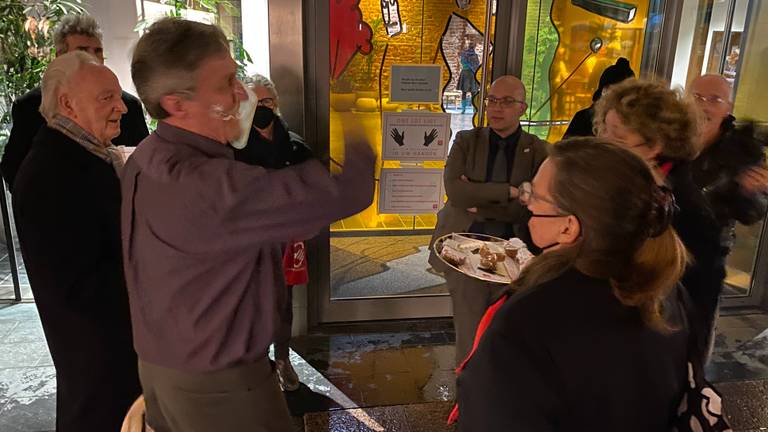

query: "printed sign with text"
left=389, top=64, right=442, bottom=104
left=378, top=168, right=445, bottom=215
left=382, top=111, right=451, bottom=161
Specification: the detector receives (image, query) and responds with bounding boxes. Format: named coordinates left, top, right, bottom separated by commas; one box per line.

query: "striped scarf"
left=49, top=115, right=124, bottom=175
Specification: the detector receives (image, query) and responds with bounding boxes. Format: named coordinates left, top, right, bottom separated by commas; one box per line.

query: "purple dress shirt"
left=121, top=122, right=374, bottom=372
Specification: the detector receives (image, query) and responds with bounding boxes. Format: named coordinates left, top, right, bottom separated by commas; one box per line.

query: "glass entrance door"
left=310, top=0, right=499, bottom=323
left=519, top=0, right=660, bottom=140
left=671, top=0, right=768, bottom=307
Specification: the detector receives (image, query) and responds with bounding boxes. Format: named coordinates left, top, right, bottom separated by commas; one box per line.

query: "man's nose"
left=116, top=98, right=128, bottom=114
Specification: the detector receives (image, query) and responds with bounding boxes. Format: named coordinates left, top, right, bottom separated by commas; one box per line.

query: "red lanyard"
left=659, top=161, right=674, bottom=178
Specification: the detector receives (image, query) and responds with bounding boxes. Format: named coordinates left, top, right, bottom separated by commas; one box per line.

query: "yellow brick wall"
left=337, top=0, right=492, bottom=97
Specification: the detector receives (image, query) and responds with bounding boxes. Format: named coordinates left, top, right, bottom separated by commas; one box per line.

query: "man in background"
left=429, top=76, right=549, bottom=365
left=1, top=13, right=148, bottom=188
left=688, top=74, right=768, bottom=352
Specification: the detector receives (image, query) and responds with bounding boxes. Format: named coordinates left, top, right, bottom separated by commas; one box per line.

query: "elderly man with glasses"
left=687, top=74, right=768, bottom=354
left=429, top=75, right=549, bottom=365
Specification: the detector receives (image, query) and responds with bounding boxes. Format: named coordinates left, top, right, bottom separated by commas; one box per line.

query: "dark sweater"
left=457, top=269, right=688, bottom=431
left=121, top=122, right=375, bottom=372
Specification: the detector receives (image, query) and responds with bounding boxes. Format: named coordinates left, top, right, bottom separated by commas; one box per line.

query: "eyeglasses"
left=692, top=93, right=728, bottom=105
left=518, top=182, right=569, bottom=218
left=484, top=96, right=526, bottom=109
left=257, top=97, right=275, bottom=108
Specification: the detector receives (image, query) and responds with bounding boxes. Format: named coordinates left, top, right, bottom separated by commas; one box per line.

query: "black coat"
left=12, top=126, right=140, bottom=432
left=457, top=269, right=689, bottom=431
left=232, top=116, right=313, bottom=168
left=691, top=117, right=768, bottom=243
left=667, top=162, right=725, bottom=331
left=563, top=106, right=595, bottom=139
left=1, top=86, right=149, bottom=188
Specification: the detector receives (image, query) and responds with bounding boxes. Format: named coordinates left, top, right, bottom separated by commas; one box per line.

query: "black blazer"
left=12, top=126, right=140, bottom=431
left=457, top=269, right=689, bottom=432
left=1, top=86, right=149, bottom=188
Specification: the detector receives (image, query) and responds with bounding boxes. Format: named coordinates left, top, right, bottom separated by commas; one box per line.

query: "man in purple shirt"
left=124, top=18, right=375, bottom=431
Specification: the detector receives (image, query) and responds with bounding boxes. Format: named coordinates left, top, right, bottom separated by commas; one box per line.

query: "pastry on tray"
left=440, top=246, right=466, bottom=267
left=480, top=243, right=506, bottom=261
left=436, top=234, right=534, bottom=283
left=504, top=238, right=526, bottom=259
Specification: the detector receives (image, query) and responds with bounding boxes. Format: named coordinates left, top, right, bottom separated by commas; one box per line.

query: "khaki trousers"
left=138, top=357, right=293, bottom=432
left=445, top=270, right=506, bottom=366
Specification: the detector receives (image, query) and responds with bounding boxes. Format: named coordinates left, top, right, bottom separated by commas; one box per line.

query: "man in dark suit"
left=1, top=13, right=148, bottom=188
left=429, top=76, right=549, bottom=365
left=12, top=51, right=140, bottom=431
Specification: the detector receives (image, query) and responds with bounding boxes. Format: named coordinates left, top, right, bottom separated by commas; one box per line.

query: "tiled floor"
left=1, top=303, right=767, bottom=431
left=0, top=304, right=54, bottom=432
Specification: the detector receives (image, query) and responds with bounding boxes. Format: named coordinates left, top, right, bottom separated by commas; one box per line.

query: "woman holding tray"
left=451, top=139, right=698, bottom=431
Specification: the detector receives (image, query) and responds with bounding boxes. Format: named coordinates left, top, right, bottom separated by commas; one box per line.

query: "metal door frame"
left=0, top=179, right=21, bottom=303
left=716, top=0, right=768, bottom=309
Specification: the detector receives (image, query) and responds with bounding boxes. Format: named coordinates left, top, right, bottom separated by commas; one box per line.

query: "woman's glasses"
left=518, top=182, right=569, bottom=218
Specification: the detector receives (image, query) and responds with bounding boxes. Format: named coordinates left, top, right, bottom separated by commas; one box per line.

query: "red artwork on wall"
left=330, top=0, right=373, bottom=80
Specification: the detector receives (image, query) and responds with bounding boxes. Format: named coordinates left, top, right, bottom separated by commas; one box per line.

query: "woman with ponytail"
left=452, top=139, right=691, bottom=431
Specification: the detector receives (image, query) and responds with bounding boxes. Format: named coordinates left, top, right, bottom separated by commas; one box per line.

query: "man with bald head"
left=688, top=74, right=768, bottom=346
left=12, top=51, right=141, bottom=431
left=429, top=75, right=549, bottom=364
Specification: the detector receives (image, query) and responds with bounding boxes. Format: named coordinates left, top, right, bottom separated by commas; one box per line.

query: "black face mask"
left=537, top=242, right=560, bottom=252
left=253, top=105, right=276, bottom=129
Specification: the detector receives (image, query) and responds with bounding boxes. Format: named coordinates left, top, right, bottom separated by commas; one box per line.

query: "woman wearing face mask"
left=593, top=79, right=723, bottom=358
left=451, top=139, right=690, bottom=431
left=231, top=74, right=313, bottom=392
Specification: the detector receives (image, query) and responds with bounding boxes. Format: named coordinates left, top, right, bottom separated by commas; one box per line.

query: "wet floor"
left=1, top=304, right=767, bottom=431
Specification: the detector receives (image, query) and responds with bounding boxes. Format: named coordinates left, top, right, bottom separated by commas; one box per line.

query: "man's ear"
left=159, top=94, right=188, bottom=118
left=518, top=101, right=529, bottom=118
left=58, top=92, right=76, bottom=118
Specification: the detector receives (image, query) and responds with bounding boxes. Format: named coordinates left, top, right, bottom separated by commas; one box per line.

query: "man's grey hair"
left=53, top=14, right=103, bottom=54
left=40, top=51, right=100, bottom=122
left=246, top=74, right=278, bottom=99
left=131, top=18, right=230, bottom=119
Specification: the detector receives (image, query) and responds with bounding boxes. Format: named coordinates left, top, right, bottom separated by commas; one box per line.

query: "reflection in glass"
left=521, top=0, right=650, bottom=140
